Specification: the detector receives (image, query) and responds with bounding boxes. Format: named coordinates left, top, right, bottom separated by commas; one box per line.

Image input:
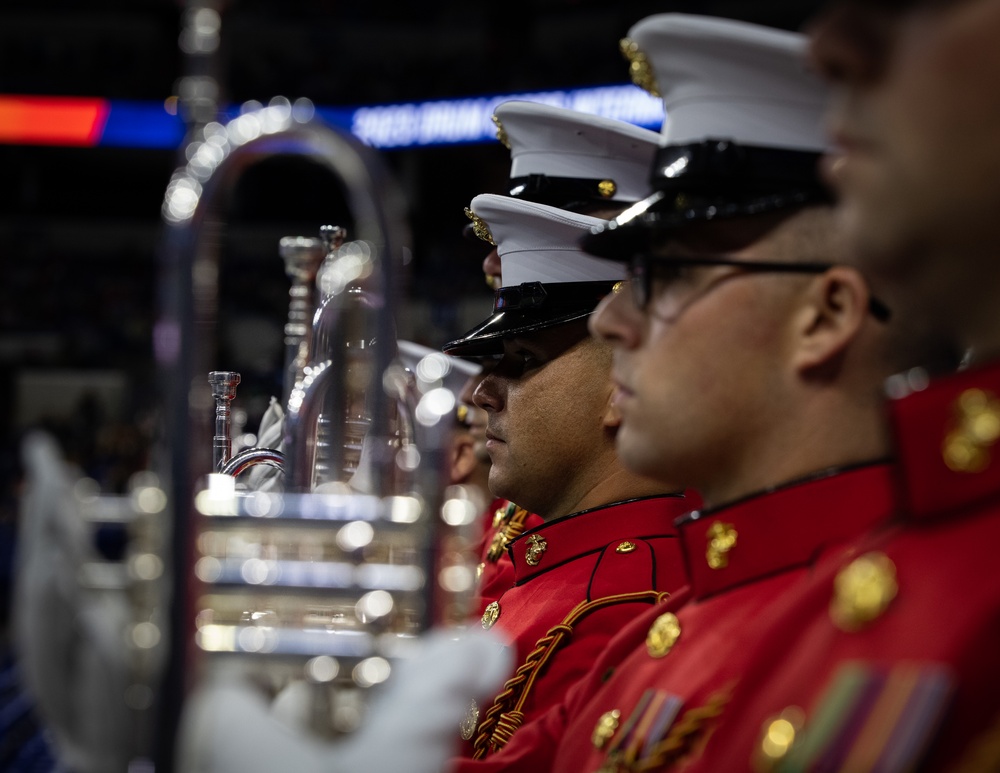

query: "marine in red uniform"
left=465, top=466, right=897, bottom=773
left=456, top=357, right=542, bottom=616
left=445, top=192, right=691, bottom=758
left=653, top=3, right=1000, bottom=768
left=450, top=13, right=953, bottom=772
left=684, top=363, right=1000, bottom=771
left=465, top=102, right=664, bottom=615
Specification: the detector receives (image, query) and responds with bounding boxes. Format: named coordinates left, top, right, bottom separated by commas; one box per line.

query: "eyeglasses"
left=626, top=253, right=892, bottom=322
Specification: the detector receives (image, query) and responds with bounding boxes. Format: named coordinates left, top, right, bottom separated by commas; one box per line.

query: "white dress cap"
left=468, top=193, right=624, bottom=288
left=622, top=14, right=829, bottom=151
left=494, top=101, right=660, bottom=203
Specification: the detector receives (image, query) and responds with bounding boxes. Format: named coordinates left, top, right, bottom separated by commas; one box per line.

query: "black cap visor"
left=443, top=280, right=617, bottom=357
left=582, top=140, right=832, bottom=260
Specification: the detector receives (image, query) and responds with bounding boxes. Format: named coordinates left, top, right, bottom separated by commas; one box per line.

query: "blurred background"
left=0, top=0, right=823, bottom=614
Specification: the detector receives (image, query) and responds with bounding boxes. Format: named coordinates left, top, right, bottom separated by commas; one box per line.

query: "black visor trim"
left=443, top=280, right=618, bottom=357
left=579, top=140, right=834, bottom=261
left=508, top=174, right=619, bottom=209
left=650, top=140, right=826, bottom=197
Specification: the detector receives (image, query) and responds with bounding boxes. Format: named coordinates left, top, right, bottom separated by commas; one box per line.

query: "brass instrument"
left=208, top=224, right=412, bottom=489
left=155, top=97, right=484, bottom=770
left=209, top=370, right=286, bottom=476
left=207, top=231, right=328, bottom=481
left=14, top=7, right=480, bottom=770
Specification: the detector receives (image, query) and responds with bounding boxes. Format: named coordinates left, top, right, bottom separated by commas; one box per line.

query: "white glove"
left=246, top=397, right=286, bottom=491
left=14, top=432, right=133, bottom=773
left=176, top=627, right=512, bottom=773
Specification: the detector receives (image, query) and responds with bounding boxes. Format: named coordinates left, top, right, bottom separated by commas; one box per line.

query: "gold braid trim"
left=490, top=710, right=525, bottom=748
left=472, top=589, right=667, bottom=759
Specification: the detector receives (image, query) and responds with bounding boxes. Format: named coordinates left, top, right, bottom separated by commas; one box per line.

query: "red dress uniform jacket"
left=472, top=499, right=545, bottom=618
left=682, top=360, right=1000, bottom=772
left=456, top=494, right=692, bottom=760
left=452, top=464, right=895, bottom=772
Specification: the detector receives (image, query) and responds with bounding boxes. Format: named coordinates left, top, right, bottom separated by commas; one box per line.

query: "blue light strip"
left=89, top=83, right=662, bottom=150
left=100, top=100, right=187, bottom=149
left=345, top=84, right=664, bottom=148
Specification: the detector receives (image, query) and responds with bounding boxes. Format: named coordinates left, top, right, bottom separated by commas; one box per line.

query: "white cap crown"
left=494, top=101, right=660, bottom=204
left=623, top=14, right=829, bottom=151
left=468, top=193, right=624, bottom=287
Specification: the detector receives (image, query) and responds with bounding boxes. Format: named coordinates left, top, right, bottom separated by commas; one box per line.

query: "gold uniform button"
left=646, top=612, right=681, bottom=658
left=481, top=601, right=500, bottom=629
left=615, top=540, right=636, bottom=554
left=754, top=707, right=805, bottom=771
left=460, top=698, right=480, bottom=741
left=591, top=709, right=621, bottom=749
left=525, top=533, right=547, bottom=566
left=830, top=551, right=898, bottom=632
left=706, top=521, right=738, bottom=569
left=943, top=388, right=1000, bottom=473
left=597, top=179, right=617, bottom=198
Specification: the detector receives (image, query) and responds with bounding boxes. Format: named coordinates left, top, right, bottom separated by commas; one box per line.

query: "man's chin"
left=616, top=435, right=662, bottom=482
left=487, top=469, right=513, bottom=503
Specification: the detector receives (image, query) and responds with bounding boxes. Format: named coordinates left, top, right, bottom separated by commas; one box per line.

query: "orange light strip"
left=0, top=95, right=109, bottom=146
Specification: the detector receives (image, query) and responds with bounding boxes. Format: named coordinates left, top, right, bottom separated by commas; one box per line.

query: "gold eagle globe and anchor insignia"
left=706, top=521, right=738, bottom=570
left=524, top=533, right=548, bottom=566
left=460, top=699, right=480, bottom=741
left=619, top=37, right=659, bottom=96
left=942, top=387, right=1000, bottom=473
left=481, top=600, right=500, bottom=629
left=492, top=114, right=511, bottom=150
left=465, top=207, right=496, bottom=246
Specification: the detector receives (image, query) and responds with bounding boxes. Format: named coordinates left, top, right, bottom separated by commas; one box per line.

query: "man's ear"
left=791, top=266, right=872, bottom=376
left=450, top=432, right=478, bottom=485
left=602, top=388, right=624, bottom=429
